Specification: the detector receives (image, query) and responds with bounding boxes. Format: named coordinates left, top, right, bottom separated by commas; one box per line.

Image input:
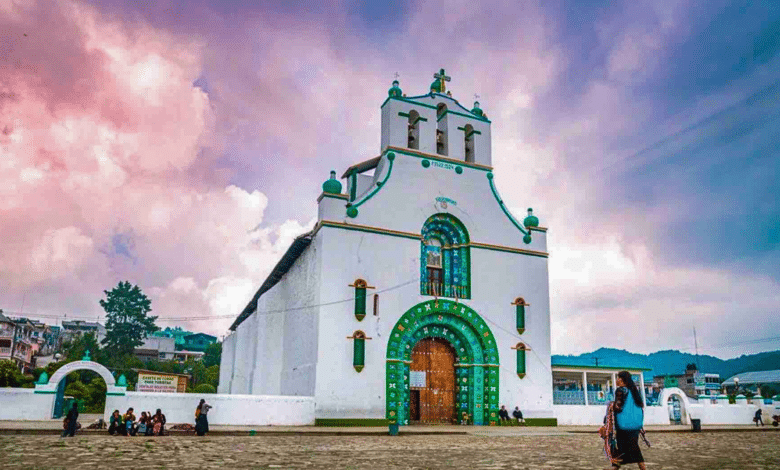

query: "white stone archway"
left=47, top=360, right=117, bottom=388
left=35, top=360, right=126, bottom=418
left=659, top=387, right=690, bottom=425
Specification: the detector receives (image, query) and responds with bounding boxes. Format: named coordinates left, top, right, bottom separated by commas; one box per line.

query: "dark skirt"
left=615, top=429, right=644, bottom=465
left=196, top=415, right=209, bottom=435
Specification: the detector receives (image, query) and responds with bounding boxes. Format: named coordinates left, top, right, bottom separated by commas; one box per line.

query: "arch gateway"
left=34, top=359, right=126, bottom=418
left=386, top=299, right=500, bottom=426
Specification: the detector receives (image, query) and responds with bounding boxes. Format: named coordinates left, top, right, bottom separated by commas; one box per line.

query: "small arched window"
left=511, top=297, right=529, bottom=334
left=464, top=124, right=475, bottom=162
left=407, top=110, right=420, bottom=150
left=436, top=104, right=448, bottom=155
left=348, top=330, right=371, bottom=372
left=512, top=343, right=529, bottom=378
left=349, top=278, right=373, bottom=321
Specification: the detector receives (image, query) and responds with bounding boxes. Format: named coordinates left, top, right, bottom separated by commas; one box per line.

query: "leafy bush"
left=191, top=383, right=216, bottom=394
left=64, top=381, right=90, bottom=400
left=0, top=360, right=24, bottom=387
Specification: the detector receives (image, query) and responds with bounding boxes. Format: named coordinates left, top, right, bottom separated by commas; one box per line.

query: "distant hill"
left=552, top=348, right=780, bottom=381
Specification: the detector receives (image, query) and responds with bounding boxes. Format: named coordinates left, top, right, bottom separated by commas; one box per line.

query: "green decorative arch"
left=421, top=213, right=471, bottom=299
left=385, top=299, right=499, bottom=426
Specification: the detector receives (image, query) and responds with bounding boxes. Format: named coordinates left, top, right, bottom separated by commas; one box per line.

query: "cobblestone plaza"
left=1, top=431, right=778, bottom=469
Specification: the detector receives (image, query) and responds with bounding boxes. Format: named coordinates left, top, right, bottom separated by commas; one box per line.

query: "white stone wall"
left=0, top=389, right=55, bottom=420
left=221, top=238, right=321, bottom=398
left=217, top=331, right=235, bottom=394
left=553, top=401, right=780, bottom=426
left=104, top=392, right=314, bottom=426
left=553, top=405, right=670, bottom=426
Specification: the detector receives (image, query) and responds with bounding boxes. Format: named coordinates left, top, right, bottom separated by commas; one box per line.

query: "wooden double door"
left=409, top=337, right=456, bottom=424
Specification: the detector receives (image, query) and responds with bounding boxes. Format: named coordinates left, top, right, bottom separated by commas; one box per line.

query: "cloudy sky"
left=1, top=0, right=778, bottom=358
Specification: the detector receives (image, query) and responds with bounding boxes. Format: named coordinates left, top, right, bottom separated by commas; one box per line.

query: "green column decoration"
left=511, top=298, right=529, bottom=334
left=349, top=279, right=374, bottom=321
left=117, top=374, right=128, bottom=387
left=36, top=371, right=49, bottom=385
left=348, top=331, right=371, bottom=372
left=512, top=343, right=528, bottom=378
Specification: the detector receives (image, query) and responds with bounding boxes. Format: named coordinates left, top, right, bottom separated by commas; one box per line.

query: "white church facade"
left=219, top=70, right=555, bottom=426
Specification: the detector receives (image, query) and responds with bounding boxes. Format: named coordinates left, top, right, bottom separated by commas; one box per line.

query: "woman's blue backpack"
left=616, top=388, right=644, bottom=431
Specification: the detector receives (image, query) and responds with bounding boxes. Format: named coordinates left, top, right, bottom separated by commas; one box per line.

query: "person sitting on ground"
left=152, top=408, right=167, bottom=436
left=123, top=407, right=136, bottom=436
left=754, top=408, right=763, bottom=426
left=137, top=412, right=148, bottom=436
left=108, top=410, right=123, bottom=435
left=512, top=406, right=524, bottom=423
left=145, top=411, right=155, bottom=436
left=498, top=405, right=510, bottom=421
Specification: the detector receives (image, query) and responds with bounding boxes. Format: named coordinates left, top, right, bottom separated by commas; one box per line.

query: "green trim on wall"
left=458, top=126, right=483, bottom=137
left=320, top=221, right=421, bottom=240
left=486, top=173, right=529, bottom=235
left=497, top=418, right=558, bottom=427
left=349, top=173, right=357, bottom=201
left=33, top=390, right=56, bottom=394
left=106, top=392, right=126, bottom=396
left=381, top=96, right=438, bottom=110
left=316, top=221, right=549, bottom=258
left=387, top=146, right=492, bottom=172
left=315, top=418, right=391, bottom=427
left=398, top=112, right=428, bottom=124
left=438, top=109, right=490, bottom=123
left=347, top=152, right=395, bottom=215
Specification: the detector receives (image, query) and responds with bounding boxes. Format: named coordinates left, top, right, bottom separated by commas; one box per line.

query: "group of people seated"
left=498, top=405, right=525, bottom=422
left=108, top=408, right=167, bottom=436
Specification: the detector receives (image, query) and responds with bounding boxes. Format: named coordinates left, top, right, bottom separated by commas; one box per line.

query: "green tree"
left=205, top=365, right=220, bottom=388
left=0, top=360, right=24, bottom=387
left=202, top=342, right=222, bottom=368
left=100, top=281, right=159, bottom=357
left=64, top=380, right=90, bottom=400
left=63, top=332, right=104, bottom=364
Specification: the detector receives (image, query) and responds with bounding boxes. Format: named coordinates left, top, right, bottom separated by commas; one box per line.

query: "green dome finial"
left=388, top=79, right=402, bottom=98
left=322, top=170, right=343, bottom=194
left=471, top=101, right=484, bottom=117
left=117, top=374, right=127, bottom=387
left=523, top=208, right=539, bottom=228
left=82, top=350, right=91, bottom=361
left=36, top=371, right=49, bottom=385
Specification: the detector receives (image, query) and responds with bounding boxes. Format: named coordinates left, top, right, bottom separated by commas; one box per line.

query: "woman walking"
left=195, top=399, right=212, bottom=436
left=61, top=402, right=79, bottom=437
left=601, top=371, right=650, bottom=469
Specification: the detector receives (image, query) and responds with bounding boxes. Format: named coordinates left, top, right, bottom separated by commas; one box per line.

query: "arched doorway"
left=34, top=358, right=125, bottom=418
left=409, top=338, right=457, bottom=424
left=386, top=299, right=500, bottom=426
left=659, top=387, right=690, bottom=425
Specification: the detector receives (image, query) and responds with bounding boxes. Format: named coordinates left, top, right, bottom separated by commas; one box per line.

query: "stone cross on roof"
left=433, top=68, right=451, bottom=92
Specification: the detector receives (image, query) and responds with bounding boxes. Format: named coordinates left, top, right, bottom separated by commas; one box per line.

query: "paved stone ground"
left=1, top=432, right=778, bottom=469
